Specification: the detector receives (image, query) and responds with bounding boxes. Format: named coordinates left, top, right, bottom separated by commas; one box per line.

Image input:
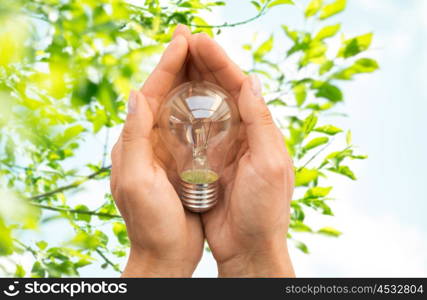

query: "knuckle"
left=259, top=108, right=273, bottom=126
left=121, top=127, right=134, bottom=144
left=116, top=177, right=139, bottom=196
left=116, top=172, right=154, bottom=196
left=257, top=107, right=274, bottom=126
left=264, top=157, right=288, bottom=178
left=111, top=142, right=120, bottom=162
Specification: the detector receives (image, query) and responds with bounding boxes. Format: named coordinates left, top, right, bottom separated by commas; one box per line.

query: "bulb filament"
left=190, top=119, right=212, bottom=170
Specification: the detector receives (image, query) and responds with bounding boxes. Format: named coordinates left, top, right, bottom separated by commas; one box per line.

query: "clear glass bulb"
left=158, top=81, right=240, bottom=213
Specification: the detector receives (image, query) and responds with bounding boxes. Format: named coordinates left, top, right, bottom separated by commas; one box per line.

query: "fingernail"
left=249, top=74, right=262, bottom=98
left=128, top=90, right=137, bottom=114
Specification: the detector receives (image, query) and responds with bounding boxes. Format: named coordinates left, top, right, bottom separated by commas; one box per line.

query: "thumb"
left=121, top=90, right=154, bottom=169
left=238, top=75, right=284, bottom=159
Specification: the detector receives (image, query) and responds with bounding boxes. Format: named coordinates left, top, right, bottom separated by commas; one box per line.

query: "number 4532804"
left=377, top=284, right=423, bottom=294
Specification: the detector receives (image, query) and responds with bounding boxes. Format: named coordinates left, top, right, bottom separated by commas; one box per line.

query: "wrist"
left=217, top=240, right=295, bottom=278
left=122, top=248, right=196, bottom=277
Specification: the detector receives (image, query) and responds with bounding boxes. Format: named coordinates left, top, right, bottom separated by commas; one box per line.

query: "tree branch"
left=298, top=139, right=334, bottom=171
left=13, top=239, right=38, bottom=259
left=101, top=128, right=110, bottom=168
left=127, top=1, right=272, bottom=29
left=29, top=166, right=111, bottom=201
left=95, top=249, right=122, bottom=273
left=189, top=1, right=272, bottom=29
left=30, top=202, right=122, bottom=219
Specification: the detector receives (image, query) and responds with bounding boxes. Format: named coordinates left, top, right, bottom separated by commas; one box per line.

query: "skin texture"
left=110, top=25, right=295, bottom=277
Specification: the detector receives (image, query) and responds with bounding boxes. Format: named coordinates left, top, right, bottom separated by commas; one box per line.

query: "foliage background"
left=1, top=0, right=425, bottom=277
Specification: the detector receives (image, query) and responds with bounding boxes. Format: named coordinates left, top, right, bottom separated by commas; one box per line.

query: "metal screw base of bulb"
left=179, top=179, right=219, bottom=213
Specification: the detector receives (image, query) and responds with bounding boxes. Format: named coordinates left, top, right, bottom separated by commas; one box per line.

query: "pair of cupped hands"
left=110, top=25, right=295, bottom=277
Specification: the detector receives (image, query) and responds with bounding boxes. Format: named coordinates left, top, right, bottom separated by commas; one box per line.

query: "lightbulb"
left=158, top=81, right=240, bottom=213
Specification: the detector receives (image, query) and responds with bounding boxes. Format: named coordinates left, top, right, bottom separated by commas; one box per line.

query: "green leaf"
left=46, top=247, right=68, bottom=261
left=87, top=107, right=108, bottom=133
left=319, top=0, right=346, bottom=20
left=318, top=227, right=342, bottom=237
left=351, top=154, right=368, bottom=160
left=253, top=35, right=274, bottom=61
left=113, top=250, right=127, bottom=257
left=314, top=81, right=343, bottom=102
left=97, top=77, right=119, bottom=123
left=303, top=137, right=329, bottom=151
left=302, top=113, right=318, bottom=136
left=333, top=58, right=379, bottom=80
left=94, top=230, right=109, bottom=247
left=291, top=221, right=312, bottom=232
left=300, top=41, right=327, bottom=66
left=314, top=125, right=342, bottom=135
left=295, top=241, right=309, bottom=253
left=267, top=0, right=294, bottom=8
left=253, top=68, right=272, bottom=79
left=169, top=12, right=189, bottom=25
left=36, top=240, right=48, bottom=250
left=322, top=148, right=353, bottom=168
left=74, top=258, right=92, bottom=269
left=98, top=198, right=119, bottom=221
left=71, top=79, right=98, bottom=107
left=305, top=186, right=332, bottom=198
left=250, top=1, right=262, bottom=11
left=267, top=99, right=286, bottom=106
left=319, top=60, right=334, bottom=75
left=55, top=125, right=85, bottom=146
left=74, top=204, right=91, bottom=222
left=15, top=264, right=26, bottom=277
left=293, top=84, right=307, bottom=106
left=295, top=168, right=319, bottom=186
left=139, top=45, right=164, bottom=56
left=31, top=261, right=46, bottom=278
left=113, top=222, right=129, bottom=246
left=192, top=16, right=213, bottom=37
left=281, top=25, right=298, bottom=42
left=45, top=260, right=77, bottom=277
left=320, top=203, right=333, bottom=215
left=314, top=24, right=341, bottom=41
left=242, top=44, right=252, bottom=51
left=291, top=202, right=305, bottom=221
left=329, top=165, right=356, bottom=180
left=305, top=102, right=334, bottom=111
left=0, top=219, right=13, bottom=256
left=346, top=130, right=352, bottom=145
left=338, top=33, right=373, bottom=58
left=305, top=0, right=323, bottom=18
left=71, top=231, right=105, bottom=250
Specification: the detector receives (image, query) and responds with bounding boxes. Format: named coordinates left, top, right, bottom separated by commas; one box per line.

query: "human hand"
left=110, top=26, right=205, bottom=277
left=186, top=32, right=295, bottom=277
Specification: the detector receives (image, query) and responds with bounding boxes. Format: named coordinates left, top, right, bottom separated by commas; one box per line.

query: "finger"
left=121, top=90, right=154, bottom=170
left=140, top=34, right=188, bottom=117
left=188, top=34, right=217, bottom=82
left=172, top=24, right=192, bottom=40
left=172, top=24, right=195, bottom=80
left=238, top=75, right=284, bottom=159
left=190, top=33, right=246, bottom=98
